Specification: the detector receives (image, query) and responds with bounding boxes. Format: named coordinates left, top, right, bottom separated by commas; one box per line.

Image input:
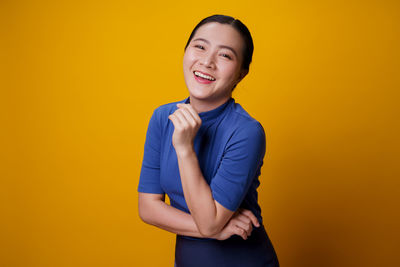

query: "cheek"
left=183, top=50, right=197, bottom=66
left=183, top=55, right=194, bottom=80
left=219, top=63, right=240, bottom=80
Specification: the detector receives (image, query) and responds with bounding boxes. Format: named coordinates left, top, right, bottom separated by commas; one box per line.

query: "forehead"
left=192, top=22, right=245, bottom=53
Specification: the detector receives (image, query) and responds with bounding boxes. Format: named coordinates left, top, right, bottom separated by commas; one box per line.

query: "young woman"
left=138, top=15, right=279, bottom=267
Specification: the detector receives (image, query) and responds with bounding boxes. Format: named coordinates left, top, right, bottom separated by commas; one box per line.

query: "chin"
left=188, top=91, right=212, bottom=101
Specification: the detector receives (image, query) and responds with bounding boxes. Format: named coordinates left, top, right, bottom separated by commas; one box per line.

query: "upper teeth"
left=194, top=71, right=215, bottom=81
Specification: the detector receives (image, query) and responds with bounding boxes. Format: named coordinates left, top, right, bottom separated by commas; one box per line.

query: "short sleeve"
left=137, top=109, right=165, bottom=194
left=210, top=122, right=266, bottom=211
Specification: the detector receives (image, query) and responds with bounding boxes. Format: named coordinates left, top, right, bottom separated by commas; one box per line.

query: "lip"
left=193, top=70, right=216, bottom=84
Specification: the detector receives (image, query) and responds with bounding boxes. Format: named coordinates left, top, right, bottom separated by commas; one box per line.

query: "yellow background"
left=1, top=0, right=399, bottom=266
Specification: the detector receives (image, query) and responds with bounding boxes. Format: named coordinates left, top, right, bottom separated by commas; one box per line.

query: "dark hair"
left=184, top=14, right=254, bottom=71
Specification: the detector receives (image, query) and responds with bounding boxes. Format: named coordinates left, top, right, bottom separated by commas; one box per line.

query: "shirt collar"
left=183, top=97, right=234, bottom=122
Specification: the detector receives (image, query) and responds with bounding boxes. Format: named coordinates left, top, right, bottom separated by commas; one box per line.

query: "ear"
left=232, top=69, right=249, bottom=91
left=236, top=69, right=249, bottom=84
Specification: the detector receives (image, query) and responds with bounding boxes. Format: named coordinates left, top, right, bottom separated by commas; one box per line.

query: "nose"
left=199, top=51, right=215, bottom=68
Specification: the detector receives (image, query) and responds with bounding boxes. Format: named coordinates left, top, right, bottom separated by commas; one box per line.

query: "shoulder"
left=225, top=101, right=265, bottom=138
left=221, top=102, right=266, bottom=159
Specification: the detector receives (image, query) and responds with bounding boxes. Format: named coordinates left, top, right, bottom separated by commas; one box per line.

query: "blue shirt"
left=138, top=97, right=266, bottom=223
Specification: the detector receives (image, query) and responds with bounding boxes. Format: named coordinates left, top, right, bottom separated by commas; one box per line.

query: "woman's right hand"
left=212, top=209, right=260, bottom=241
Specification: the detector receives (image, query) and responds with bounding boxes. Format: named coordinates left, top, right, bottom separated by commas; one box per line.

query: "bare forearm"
left=139, top=195, right=205, bottom=238
left=176, top=149, right=223, bottom=235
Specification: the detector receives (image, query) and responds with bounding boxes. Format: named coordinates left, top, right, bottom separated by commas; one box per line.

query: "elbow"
left=139, top=206, right=157, bottom=226
left=138, top=206, right=149, bottom=224
left=138, top=193, right=165, bottom=225
left=138, top=198, right=155, bottom=225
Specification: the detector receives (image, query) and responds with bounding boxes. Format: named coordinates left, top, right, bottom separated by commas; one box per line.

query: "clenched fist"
left=168, top=103, right=202, bottom=155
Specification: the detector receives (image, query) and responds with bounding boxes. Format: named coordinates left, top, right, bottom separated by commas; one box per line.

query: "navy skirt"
left=174, top=225, right=279, bottom=267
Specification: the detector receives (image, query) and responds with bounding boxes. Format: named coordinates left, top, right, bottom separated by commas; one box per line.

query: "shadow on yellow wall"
left=1, top=0, right=399, bottom=266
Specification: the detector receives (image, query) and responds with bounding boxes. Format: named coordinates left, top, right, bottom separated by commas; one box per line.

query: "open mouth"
left=193, top=71, right=216, bottom=81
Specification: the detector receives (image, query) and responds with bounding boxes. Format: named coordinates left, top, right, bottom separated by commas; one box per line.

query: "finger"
left=236, top=212, right=251, bottom=224
left=234, top=219, right=253, bottom=236
left=176, top=104, right=200, bottom=127
left=236, top=215, right=253, bottom=236
left=176, top=107, right=198, bottom=127
left=240, top=209, right=260, bottom=227
left=235, top=226, right=248, bottom=240
left=168, top=114, right=181, bottom=128
left=178, top=104, right=202, bottom=124
left=173, top=110, right=189, bottom=129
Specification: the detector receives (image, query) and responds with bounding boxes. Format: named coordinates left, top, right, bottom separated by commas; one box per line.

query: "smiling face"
left=183, top=22, right=248, bottom=112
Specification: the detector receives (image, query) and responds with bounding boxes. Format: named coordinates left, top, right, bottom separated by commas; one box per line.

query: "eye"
left=194, top=44, right=205, bottom=50
left=220, top=53, right=232, bottom=59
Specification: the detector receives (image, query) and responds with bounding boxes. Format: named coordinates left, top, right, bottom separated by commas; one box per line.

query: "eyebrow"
left=192, top=38, right=238, bottom=57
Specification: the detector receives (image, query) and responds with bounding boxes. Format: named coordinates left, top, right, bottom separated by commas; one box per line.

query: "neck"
left=189, top=95, right=231, bottom=113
